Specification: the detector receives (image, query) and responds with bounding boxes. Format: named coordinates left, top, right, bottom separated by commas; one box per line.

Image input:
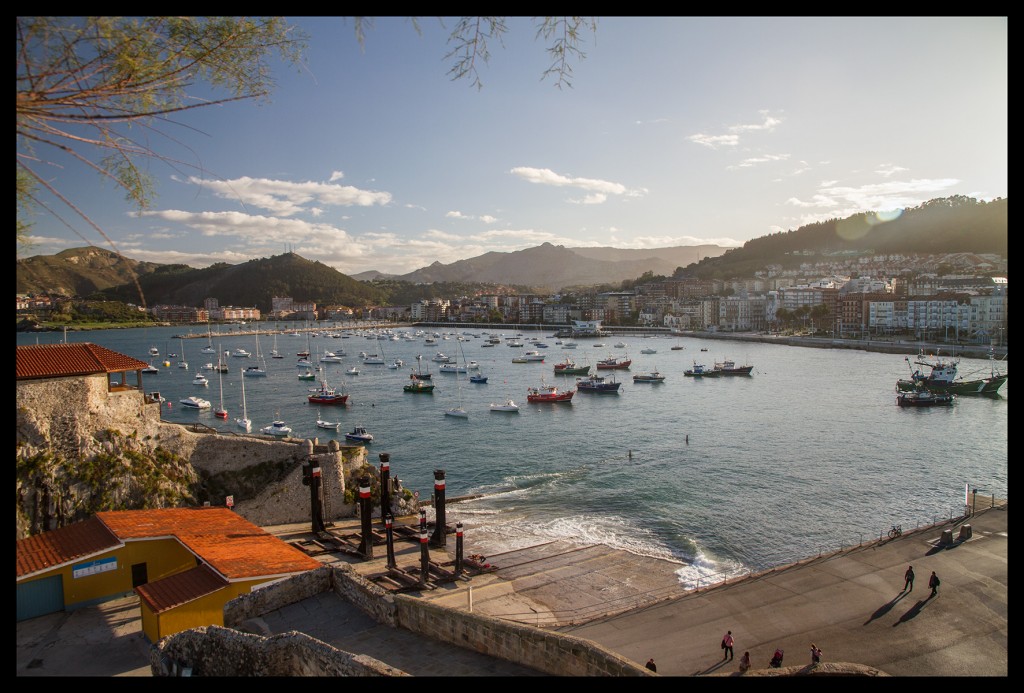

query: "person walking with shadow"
left=645, top=658, right=657, bottom=672
left=903, top=565, right=915, bottom=592
left=722, top=630, right=735, bottom=660
left=929, top=571, right=940, bottom=597
left=810, top=643, right=822, bottom=665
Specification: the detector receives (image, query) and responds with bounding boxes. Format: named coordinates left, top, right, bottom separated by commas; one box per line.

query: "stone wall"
left=193, top=563, right=650, bottom=677
left=16, top=376, right=371, bottom=537
left=150, top=625, right=407, bottom=676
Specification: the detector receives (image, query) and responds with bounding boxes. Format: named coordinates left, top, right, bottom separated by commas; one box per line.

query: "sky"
left=20, top=17, right=1007, bottom=277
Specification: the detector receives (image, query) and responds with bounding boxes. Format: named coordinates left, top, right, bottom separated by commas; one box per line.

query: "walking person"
left=929, top=571, right=940, bottom=597
left=722, top=630, right=734, bottom=660
left=810, top=644, right=822, bottom=664
left=645, top=658, right=657, bottom=672
left=903, top=565, right=915, bottom=592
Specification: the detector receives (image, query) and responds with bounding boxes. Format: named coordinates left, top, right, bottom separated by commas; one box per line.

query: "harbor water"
left=18, top=325, right=1008, bottom=587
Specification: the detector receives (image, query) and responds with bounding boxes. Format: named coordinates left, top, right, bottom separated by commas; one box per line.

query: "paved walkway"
left=564, top=506, right=1007, bottom=676
left=16, top=506, right=1006, bottom=676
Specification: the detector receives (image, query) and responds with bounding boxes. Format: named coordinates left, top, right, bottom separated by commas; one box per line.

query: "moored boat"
left=261, top=420, right=292, bottom=436
left=712, top=358, right=753, bottom=376
left=489, top=398, right=520, bottom=412
left=896, top=389, right=955, bottom=407
left=345, top=425, right=374, bottom=443
left=576, top=373, right=621, bottom=393
left=527, top=382, right=575, bottom=403
left=596, top=355, right=631, bottom=370
left=179, top=396, right=211, bottom=410
left=685, top=361, right=720, bottom=377
left=897, top=350, right=1007, bottom=396
left=307, top=379, right=349, bottom=405
left=633, top=370, right=666, bottom=383
left=404, top=376, right=435, bottom=393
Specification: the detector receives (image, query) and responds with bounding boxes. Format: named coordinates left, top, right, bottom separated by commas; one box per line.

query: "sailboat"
left=243, top=326, right=267, bottom=377
left=445, top=341, right=469, bottom=418
left=214, top=367, right=228, bottom=419
left=235, top=369, right=251, bottom=432
left=270, top=332, right=284, bottom=359
left=200, top=325, right=216, bottom=354
left=176, top=338, right=189, bottom=369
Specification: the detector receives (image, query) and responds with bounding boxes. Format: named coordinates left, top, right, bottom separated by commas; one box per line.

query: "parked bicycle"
left=888, top=524, right=903, bottom=539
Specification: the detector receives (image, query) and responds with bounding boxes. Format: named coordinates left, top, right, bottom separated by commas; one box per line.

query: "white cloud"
left=687, top=133, right=739, bottom=149
left=510, top=167, right=631, bottom=197
left=689, top=111, right=782, bottom=149
left=874, top=164, right=909, bottom=178
left=328, top=171, right=345, bottom=182
left=188, top=176, right=392, bottom=216
left=785, top=177, right=962, bottom=227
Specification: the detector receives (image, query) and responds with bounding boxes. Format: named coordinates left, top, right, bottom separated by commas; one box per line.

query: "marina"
left=16, top=325, right=1008, bottom=582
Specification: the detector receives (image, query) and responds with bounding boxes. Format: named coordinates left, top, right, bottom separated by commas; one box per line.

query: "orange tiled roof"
left=17, top=343, right=150, bottom=380
left=135, top=565, right=229, bottom=615
left=16, top=516, right=122, bottom=579
left=18, top=508, right=320, bottom=583
left=97, top=508, right=320, bottom=579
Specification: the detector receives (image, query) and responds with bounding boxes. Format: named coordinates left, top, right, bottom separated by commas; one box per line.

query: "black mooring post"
left=379, top=452, right=391, bottom=521
left=455, top=521, right=464, bottom=576
left=419, top=521, right=430, bottom=584
left=430, top=469, right=447, bottom=547
left=384, top=513, right=397, bottom=568
left=357, top=475, right=374, bottom=559
left=303, top=461, right=326, bottom=534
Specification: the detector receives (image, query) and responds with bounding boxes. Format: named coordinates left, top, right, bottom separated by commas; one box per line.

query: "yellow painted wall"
left=24, top=538, right=198, bottom=609
left=141, top=579, right=264, bottom=642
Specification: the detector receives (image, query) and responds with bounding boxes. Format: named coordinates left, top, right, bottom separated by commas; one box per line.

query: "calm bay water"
left=19, top=325, right=1008, bottom=586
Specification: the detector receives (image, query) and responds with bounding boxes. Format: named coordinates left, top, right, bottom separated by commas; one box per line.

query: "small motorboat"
left=315, top=411, right=340, bottom=430
left=469, top=374, right=488, bottom=383
left=261, top=420, right=292, bottom=436
left=179, top=396, right=211, bottom=410
left=345, top=425, right=374, bottom=444
left=142, top=362, right=160, bottom=374
left=489, top=398, right=520, bottom=412
left=346, top=365, right=360, bottom=375
left=192, top=373, right=209, bottom=387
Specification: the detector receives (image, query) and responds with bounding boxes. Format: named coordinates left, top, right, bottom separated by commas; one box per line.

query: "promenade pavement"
left=565, top=505, right=1008, bottom=676
left=16, top=505, right=1006, bottom=676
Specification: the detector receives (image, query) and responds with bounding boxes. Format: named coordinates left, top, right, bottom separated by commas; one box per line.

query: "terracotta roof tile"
left=17, top=343, right=150, bottom=380
left=16, top=516, right=122, bottom=579
left=97, top=508, right=320, bottom=578
left=135, top=565, right=229, bottom=614
left=180, top=534, right=321, bottom=580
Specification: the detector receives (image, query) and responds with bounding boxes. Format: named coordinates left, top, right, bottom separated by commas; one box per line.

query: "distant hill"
left=392, top=243, right=730, bottom=291
left=98, top=253, right=386, bottom=311
left=16, top=247, right=165, bottom=297
left=689, top=196, right=1007, bottom=279
left=17, top=196, right=1006, bottom=306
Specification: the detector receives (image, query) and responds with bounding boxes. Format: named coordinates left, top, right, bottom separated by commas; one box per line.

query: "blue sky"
left=22, top=17, right=1007, bottom=276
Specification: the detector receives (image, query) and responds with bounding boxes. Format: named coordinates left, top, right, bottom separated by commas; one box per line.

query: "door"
left=17, top=574, right=64, bottom=621
left=131, top=563, right=148, bottom=588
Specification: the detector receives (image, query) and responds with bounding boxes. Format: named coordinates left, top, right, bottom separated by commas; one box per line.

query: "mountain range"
left=16, top=195, right=1006, bottom=308
left=351, top=242, right=729, bottom=287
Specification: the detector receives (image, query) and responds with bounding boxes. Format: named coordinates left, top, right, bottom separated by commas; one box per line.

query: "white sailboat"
left=214, top=367, right=228, bottom=419
left=200, top=325, right=216, bottom=354
left=243, top=327, right=267, bottom=377
left=445, top=341, right=469, bottom=418
left=177, top=337, right=189, bottom=369
left=235, top=369, right=251, bottom=432
left=270, top=332, right=284, bottom=358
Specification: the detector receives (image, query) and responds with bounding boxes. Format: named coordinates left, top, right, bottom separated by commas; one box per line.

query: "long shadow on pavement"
left=864, top=590, right=910, bottom=625
left=892, top=596, right=934, bottom=626
left=694, top=657, right=733, bottom=676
